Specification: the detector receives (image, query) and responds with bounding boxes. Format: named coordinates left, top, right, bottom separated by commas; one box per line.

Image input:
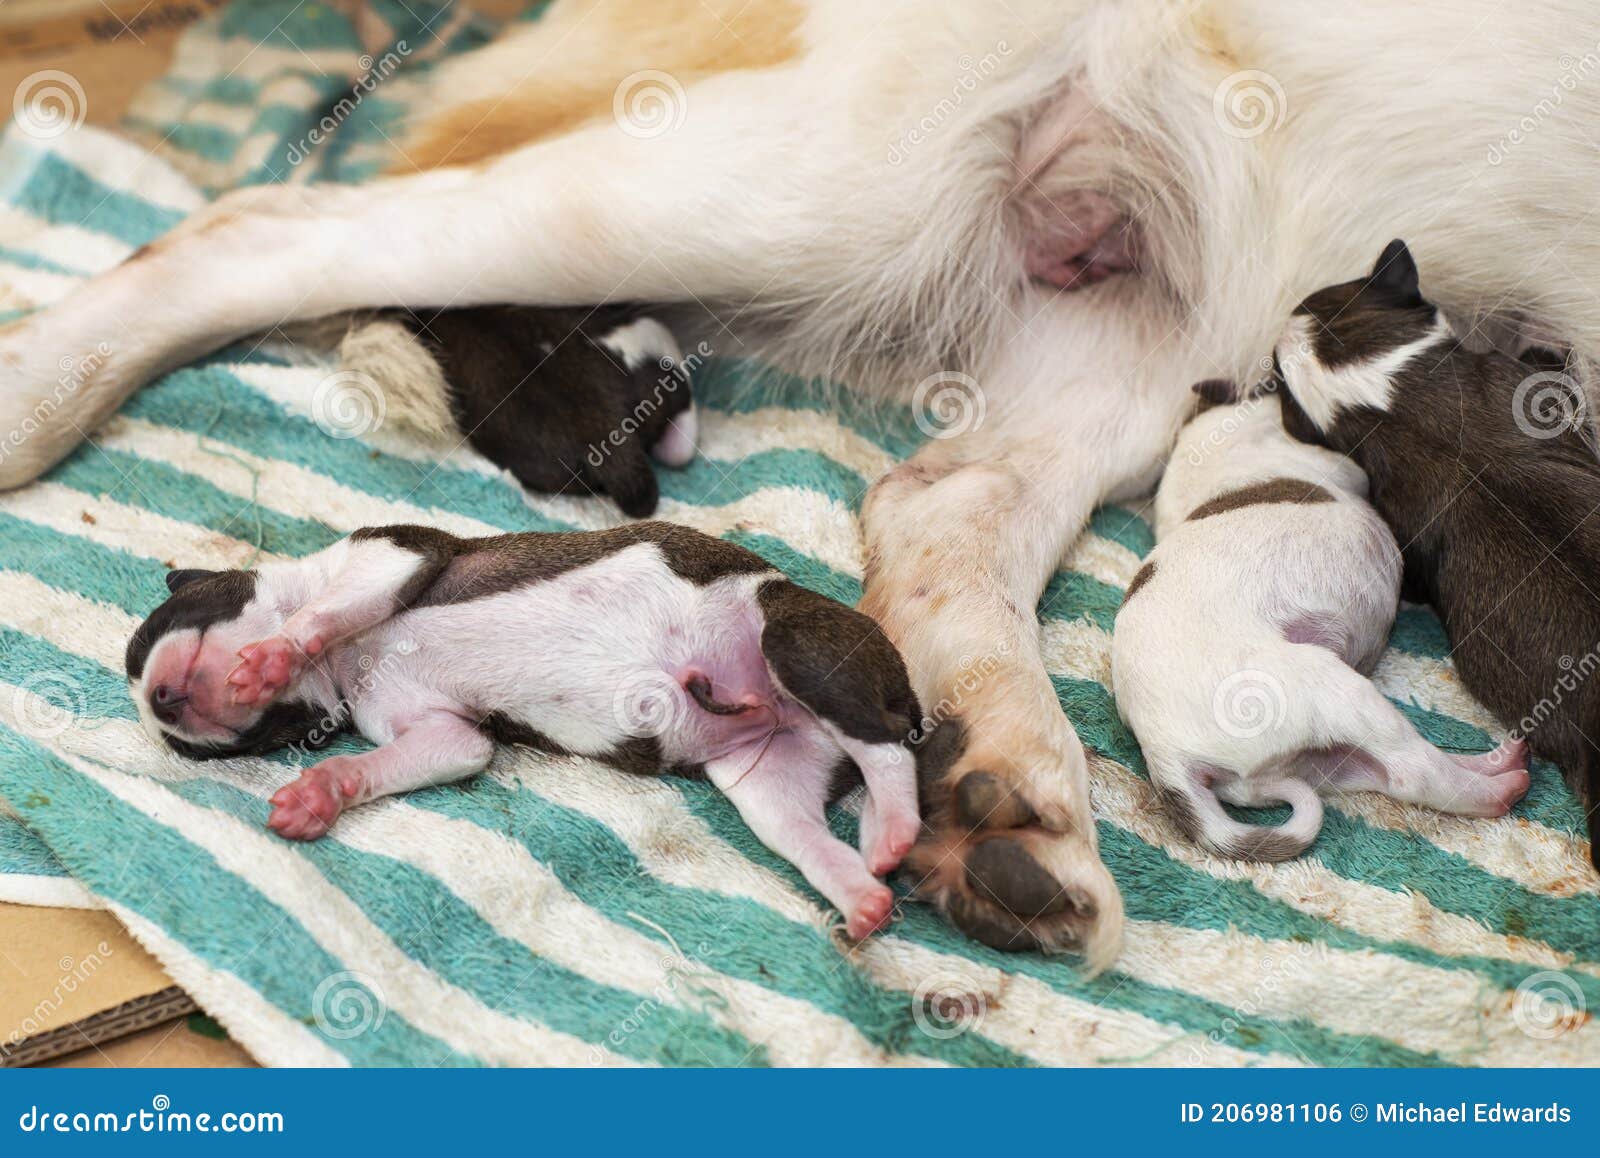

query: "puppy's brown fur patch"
left=398, top=0, right=804, bottom=172
left=1186, top=477, right=1334, bottom=522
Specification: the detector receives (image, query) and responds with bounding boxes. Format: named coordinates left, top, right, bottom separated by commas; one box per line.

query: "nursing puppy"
left=1274, top=240, right=1600, bottom=867
left=342, top=306, right=698, bottom=517
left=1112, top=385, right=1529, bottom=860
left=125, top=522, right=921, bottom=938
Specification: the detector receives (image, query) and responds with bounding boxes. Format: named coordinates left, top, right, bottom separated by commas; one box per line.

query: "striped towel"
left=1, top=0, right=1596, bottom=1067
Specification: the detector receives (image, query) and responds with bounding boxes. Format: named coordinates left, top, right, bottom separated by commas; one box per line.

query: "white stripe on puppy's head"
left=1274, top=240, right=1452, bottom=433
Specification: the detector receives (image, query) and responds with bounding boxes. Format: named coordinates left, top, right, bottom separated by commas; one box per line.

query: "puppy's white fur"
left=1113, top=394, right=1528, bottom=859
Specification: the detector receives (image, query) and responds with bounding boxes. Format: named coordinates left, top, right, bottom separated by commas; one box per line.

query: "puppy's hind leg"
left=1290, top=650, right=1531, bottom=817
left=755, top=579, right=922, bottom=877
left=705, top=728, right=895, bottom=940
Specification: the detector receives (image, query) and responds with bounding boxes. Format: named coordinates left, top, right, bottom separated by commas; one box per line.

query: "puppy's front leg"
left=230, top=526, right=456, bottom=706
left=705, top=730, right=895, bottom=940
left=268, top=710, right=492, bottom=840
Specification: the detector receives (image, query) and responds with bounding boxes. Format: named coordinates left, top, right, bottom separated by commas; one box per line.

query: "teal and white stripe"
left=0, top=0, right=1594, bottom=1066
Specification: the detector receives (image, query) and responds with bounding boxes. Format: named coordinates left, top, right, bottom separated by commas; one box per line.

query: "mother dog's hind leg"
left=0, top=75, right=821, bottom=489
left=861, top=295, right=1195, bottom=973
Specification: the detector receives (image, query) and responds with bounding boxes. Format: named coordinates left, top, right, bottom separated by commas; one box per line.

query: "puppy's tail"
left=281, top=312, right=458, bottom=442
left=1155, top=765, right=1323, bottom=862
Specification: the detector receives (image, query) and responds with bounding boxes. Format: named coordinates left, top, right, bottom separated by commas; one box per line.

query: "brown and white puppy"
left=1113, top=384, right=1527, bottom=862
left=127, top=522, right=921, bottom=938
left=346, top=306, right=697, bottom=517
left=1274, top=240, right=1600, bottom=868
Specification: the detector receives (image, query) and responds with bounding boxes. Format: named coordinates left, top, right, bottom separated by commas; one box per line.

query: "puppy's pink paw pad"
left=866, top=815, right=921, bottom=876
left=845, top=887, right=895, bottom=940
left=267, top=768, right=348, bottom=841
left=229, top=636, right=307, bottom=706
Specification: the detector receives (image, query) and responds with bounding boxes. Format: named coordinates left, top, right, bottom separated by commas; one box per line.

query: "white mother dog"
left=1, top=0, right=1595, bottom=968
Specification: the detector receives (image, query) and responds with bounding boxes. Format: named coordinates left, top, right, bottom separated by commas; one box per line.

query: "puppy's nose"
left=151, top=683, right=186, bottom=725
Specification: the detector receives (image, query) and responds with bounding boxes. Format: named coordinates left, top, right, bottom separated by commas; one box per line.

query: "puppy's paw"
left=902, top=718, right=1124, bottom=973
left=267, top=760, right=363, bottom=840
left=227, top=635, right=316, bottom=706
left=844, top=883, right=896, bottom=940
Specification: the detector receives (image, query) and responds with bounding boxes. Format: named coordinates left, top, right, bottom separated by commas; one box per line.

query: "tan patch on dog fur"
left=397, top=0, right=805, bottom=172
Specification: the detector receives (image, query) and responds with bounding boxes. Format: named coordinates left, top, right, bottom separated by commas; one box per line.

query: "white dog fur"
left=4, top=0, right=1598, bottom=967
left=1112, top=392, right=1530, bottom=860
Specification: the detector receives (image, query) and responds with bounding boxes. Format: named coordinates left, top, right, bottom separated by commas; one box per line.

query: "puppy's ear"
left=1370, top=239, right=1421, bottom=304
left=1190, top=378, right=1237, bottom=414
left=165, top=568, right=219, bottom=593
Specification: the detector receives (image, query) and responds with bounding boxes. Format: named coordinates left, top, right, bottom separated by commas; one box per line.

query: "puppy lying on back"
left=345, top=306, right=698, bottom=517
left=1111, top=386, right=1529, bottom=860
left=1274, top=239, right=1600, bottom=866
left=125, top=523, right=921, bottom=938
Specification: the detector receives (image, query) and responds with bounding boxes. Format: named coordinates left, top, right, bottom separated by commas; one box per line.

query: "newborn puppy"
left=375, top=306, right=699, bottom=517
left=1111, top=385, right=1529, bottom=860
left=1273, top=239, right=1599, bottom=865
left=126, top=523, right=921, bottom=938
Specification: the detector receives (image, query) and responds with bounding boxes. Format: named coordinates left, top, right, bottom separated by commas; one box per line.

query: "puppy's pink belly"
left=1024, top=190, right=1135, bottom=289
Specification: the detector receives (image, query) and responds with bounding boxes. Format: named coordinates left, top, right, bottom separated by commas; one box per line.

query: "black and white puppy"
left=126, top=522, right=921, bottom=938
left=1274, top=239, right=1600, bottom=867
left=350, top=306, right=698, bottom=517
left=1112, top=385, right=1528, bottom=861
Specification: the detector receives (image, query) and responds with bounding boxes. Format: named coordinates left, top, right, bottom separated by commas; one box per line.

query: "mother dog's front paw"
left=902, top=719, right=1124, bottom=973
